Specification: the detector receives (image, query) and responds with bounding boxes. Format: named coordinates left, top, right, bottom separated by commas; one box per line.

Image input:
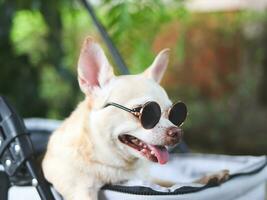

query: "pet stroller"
left=1, top=96, right=267, bottom=200
left=1, top=1, right=267, bottom=199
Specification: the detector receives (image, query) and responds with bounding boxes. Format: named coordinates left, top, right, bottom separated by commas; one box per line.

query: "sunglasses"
left=104, top=101, right=187, bottom=129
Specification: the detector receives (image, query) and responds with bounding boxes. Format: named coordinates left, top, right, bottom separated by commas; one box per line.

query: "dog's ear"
left=78, top=37, right=114, bottom=95
left=143, top=49, right=170, bottom=83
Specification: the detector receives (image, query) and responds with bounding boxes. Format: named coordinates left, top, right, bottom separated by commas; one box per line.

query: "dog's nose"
left=165, top=127, right=183, bottom=146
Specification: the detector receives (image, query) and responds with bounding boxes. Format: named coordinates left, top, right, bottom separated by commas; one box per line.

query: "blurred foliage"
left=99, top=0, right=188, bottom=73
left=0, top=0, right=267, bottom=154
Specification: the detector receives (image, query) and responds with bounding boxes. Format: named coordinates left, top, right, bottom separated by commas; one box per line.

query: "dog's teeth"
left=132, top=139, right=138, bottom=143
left=141, top=149, right=146, bottom=153
left=139, top=142, right=143, bottom=146
left=143, top=145, right=147, bottom=148
left=151, top=151, right=155, bottom=155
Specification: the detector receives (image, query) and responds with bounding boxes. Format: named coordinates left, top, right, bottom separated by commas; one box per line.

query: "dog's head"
left=78, top=37, right=186, bottom=165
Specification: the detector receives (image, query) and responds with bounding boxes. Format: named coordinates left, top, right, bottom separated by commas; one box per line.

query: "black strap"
left=80, top=0, right=129, bottom=75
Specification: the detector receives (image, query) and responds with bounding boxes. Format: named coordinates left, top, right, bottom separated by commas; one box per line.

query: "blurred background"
left=0, top=0, right=267, bottom=155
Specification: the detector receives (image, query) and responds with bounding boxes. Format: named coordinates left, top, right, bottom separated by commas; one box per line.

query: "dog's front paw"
left=195, top=169, right=230, bottom=185
left=152, top=179, right=176, bottom=187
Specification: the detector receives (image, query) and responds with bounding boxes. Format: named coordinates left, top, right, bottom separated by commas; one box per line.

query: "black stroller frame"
left=0, top=96, right=55, bottom=200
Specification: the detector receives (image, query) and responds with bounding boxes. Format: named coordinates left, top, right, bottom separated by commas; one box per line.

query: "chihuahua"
left=42, top=37, right=228, bottom=200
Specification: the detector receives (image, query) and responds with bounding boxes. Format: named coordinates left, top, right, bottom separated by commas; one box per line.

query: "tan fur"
left=195, top=170, right=230, bottom=185
left=43, top=98, right=143, bottom=200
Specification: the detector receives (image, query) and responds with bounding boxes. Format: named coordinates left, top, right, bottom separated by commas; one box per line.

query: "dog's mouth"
left=118, top=134, right=169, bottom=164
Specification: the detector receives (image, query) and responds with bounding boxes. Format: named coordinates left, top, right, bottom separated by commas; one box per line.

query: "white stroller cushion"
left=99, top=154, right=267, bottom=200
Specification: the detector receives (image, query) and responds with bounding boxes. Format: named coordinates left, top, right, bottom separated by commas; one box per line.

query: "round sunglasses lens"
left=169, top=102, right=187, bottom=126
left=140, top=102, right=161, bottom=129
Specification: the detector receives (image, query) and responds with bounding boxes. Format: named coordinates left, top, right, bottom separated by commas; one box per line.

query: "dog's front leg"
left=152, top=170, right=229, bottom=188
left=136, top=164, right=176, bottom=188
left=195, top=169, right=230, bottom=185
left=152, top=178, right=176, bottom=187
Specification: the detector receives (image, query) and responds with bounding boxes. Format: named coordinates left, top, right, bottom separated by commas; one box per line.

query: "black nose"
left=166, top=127, right=183, bottom=146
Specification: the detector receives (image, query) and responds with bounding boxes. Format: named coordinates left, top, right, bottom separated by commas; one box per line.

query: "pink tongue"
left=148, top=144, right=169, bottom=164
